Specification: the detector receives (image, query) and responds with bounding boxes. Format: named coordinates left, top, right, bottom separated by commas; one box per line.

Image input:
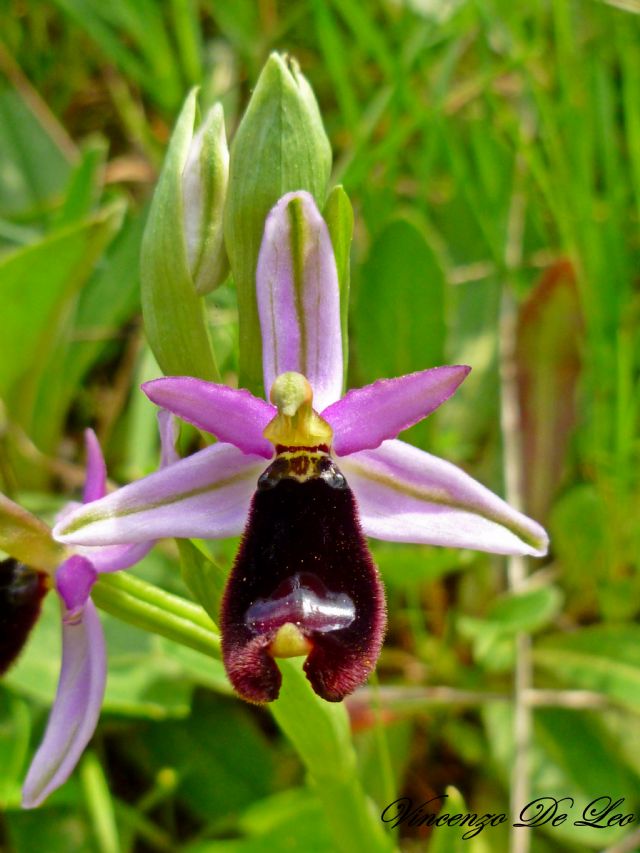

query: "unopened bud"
left=141, top=89, right=224, bottom=380
left=224, top=53, right=331, bottom=395
left=182, top=103, right=229, bottom=295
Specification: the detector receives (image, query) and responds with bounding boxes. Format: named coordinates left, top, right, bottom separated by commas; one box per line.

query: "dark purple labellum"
left=221, top=449, right=387, bottom=703
left=0, top=558, right=49, bottom=676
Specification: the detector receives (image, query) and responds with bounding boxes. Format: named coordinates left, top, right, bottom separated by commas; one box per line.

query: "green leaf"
left=224, top=53, right=332, bottom=395
left=356, top=218, right=446, bottom=381
left=4, top=808, right=94, bottom=850
left=155, top=637, right=231, bottom=696
left=516, top=260, right=582, bottom=521
left=0, top=688, right=32, bottom=809
left=91, top=571, right=220, bottom=662
left=0, top=85, right=72, bottom=223
left=1, top=203, right=125, bottom=449
left=324, top=185, right=354, bottom=383
left=459, top=587, right=562, bottom=671
left=484, top=703, right=639, bottom=848
left=184, top=788, right=334, bottom=852
left=79, top=752, right=120, bottom=853
left=52, top=0, right=184, bottom=112
left=429, top=786, right=489, bottom=852
left=26, top=208, right=144, bottom=458
left=534, top=625, right=640, bottom=712
left=487, top=586, right=563, bottom=632
left=178, top=538, right=225, bottom=627
left=55, top=136, right=108, bottom=226
left=5, top=593, right=195, bottom=720
left=354, top=217, right=446, bottom=451
left=136, top=692, right=273, bottom=822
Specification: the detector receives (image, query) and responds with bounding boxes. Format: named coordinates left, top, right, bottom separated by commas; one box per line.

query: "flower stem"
left=93, top=575, right=393, bottom=851
left=91, top=572, right=220, bottom=659
left=273, top=659, right=395, bottom=853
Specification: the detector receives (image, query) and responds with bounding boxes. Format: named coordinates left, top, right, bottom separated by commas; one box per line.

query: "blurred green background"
left=1, top=1, right=640, bottom=851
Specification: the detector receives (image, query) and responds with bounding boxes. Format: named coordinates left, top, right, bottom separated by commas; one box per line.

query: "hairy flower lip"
left=221, top=472, right=386, bottom=704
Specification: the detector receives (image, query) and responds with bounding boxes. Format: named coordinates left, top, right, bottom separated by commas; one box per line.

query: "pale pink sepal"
left=53, top=443, right=264, bottom=546
left=343, top=440, right=549, bottom=557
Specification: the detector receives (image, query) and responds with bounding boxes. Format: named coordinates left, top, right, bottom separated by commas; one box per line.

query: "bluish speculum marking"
left=244, top=572, right=356, bottom=635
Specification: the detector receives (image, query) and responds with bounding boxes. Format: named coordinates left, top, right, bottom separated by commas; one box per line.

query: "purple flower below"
left=17, top=421, right=176, bottom=808
left=54, top=191, right=549, bottom=704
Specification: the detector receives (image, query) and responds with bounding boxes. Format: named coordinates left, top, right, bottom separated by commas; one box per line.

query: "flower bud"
left=141, top=89, right=226, bottom=380
left=182, top=103, right=229, bottom=295
left=224, top=53, right=332, bottom=395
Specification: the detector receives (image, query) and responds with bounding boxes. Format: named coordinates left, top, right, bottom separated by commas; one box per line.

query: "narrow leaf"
left=534, top=625, right=640, bottom=712
left=516, top=259, right=582, bottom=521
left=324, top=185, right=354, bottom=384
left=354, top=218, right=446, bottom=451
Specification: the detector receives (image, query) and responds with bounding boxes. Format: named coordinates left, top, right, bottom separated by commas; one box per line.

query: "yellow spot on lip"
left=268, top=622, right=313, bottom=658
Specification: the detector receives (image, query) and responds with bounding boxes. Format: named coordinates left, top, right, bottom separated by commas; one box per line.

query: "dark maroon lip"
left=0, top=558, right=49, bottom=676
left=220, top=459, right=387, bottom=704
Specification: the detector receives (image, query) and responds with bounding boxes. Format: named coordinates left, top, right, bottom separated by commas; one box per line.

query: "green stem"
left=273, top=659, right=395, bottom=853
left=91, top=573, right=220, bottom=659
left=93, top=575, right=393, bottom=851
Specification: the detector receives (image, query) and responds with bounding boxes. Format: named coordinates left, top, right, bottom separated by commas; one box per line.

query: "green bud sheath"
left=224, top=53, right=332, bottom=396
left=0, top=494, right=61, bottom=572
left=183, top=103, right=230, bottom=295
left=141, top=89, right=222, bottom=381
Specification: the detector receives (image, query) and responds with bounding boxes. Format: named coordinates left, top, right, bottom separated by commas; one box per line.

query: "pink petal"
left=143, top=377, right=274, bottom=458
left=323, top=365, right=471, bottom=456
left=55, top=555, right=97, bottom=616
left=22, top=600, right=106, bottom=808
left=157, top=409, right=180, bottom=466
left=53, top=443, right=264, bottom=546
left=75, top=542, right=155, bottom=574
left=82, top=429, right=107, bottom=503
left=257, top=191, right=343, bottom=410
left=341, top=440, right=549, bottom=557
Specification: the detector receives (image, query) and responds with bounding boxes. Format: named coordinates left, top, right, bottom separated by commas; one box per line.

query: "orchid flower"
left=54, top=191, right=548, bottom=705
left=0, top=419, right=176, bottom=808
